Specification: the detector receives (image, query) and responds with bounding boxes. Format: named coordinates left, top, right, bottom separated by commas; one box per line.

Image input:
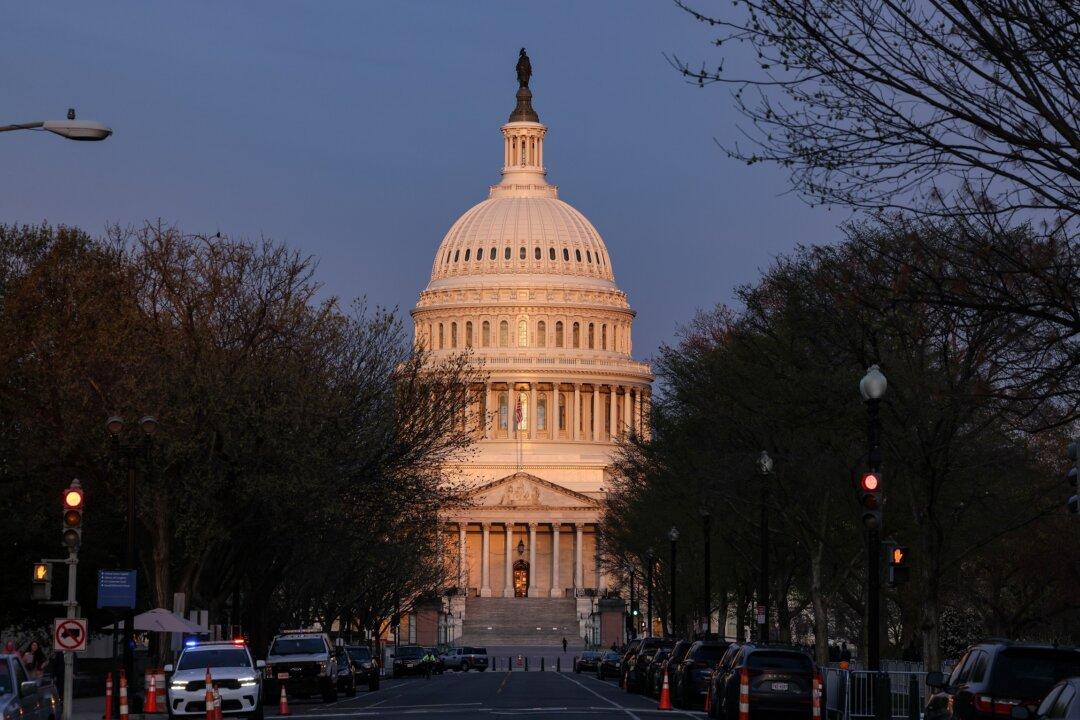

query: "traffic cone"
left=812, top=672, right=823, bottom=719
left=119, top=671, right=129, bottom=720
left=145, top=672, right=159, bottom=713
left=704, top=681, right=712, bottom=715
left=278, top=685, right=291, bottom=716
left=204, top=670, right=215, bottom=720
left=214, top=686, right=223, bottom=720
left=738, top=667, right=750, bottom=720
left=103, top=673, right=113, bottom=720
left=657, top=669, right=672, bottom=710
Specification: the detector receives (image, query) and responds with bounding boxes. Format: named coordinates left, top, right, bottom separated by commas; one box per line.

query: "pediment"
left=465, top=472, right=600, bottom=510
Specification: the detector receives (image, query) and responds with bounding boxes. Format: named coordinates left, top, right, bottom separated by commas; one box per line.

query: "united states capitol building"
left=408, top=53, right=652, bottom=647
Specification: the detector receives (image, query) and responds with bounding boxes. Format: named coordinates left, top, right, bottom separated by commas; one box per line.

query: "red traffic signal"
left=858, top=472, right=882, bottom=528
left=61, top=479, right=83, bottom=549
left=63, top=487, right=83, bottom=509
left=860, top=472, right=880, bottom=492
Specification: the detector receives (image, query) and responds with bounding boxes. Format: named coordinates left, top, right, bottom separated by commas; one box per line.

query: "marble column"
left=623, top=387, right=632, bottom=437
left=591, top=386, right=600, bottom=440
left=634, top=389, right=642, bottom=435
left=572, top=384, right=581, bottom=441
left=550, top=522, right=561, bottom=597
left=574, top=523, right=584, bottom=590
left=529, top=384, right=537, bottom=440
left=458, top=523, right=467, bottom=591
left=555, top=384, right=562, bottom=436
left=485, top=383, right=495, bottom=440
left=503, top=522, right=514, bottom=598
left=608, top=385, right=617, bottom=441
left=527, top=522, right=538, bottom=596
left=480, top=523, right=491, bottom=597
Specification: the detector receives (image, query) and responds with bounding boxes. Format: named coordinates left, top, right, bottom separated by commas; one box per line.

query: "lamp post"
left=859, top=365, right=887, bottom=672
left=700, top=508, right=711, bottom=636
left=624, top=563, right=636, bottom=641
left=106, top=415, right=157, bottom=711
left=668, top=526, right=679, bottom=638
left=757, top=451, right=773, bottom=643
left=645, top=547, right=654, bottom=637
left=1, top=108, right=112, bottom=141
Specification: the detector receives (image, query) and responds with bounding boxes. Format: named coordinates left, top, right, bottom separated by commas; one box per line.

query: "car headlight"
left=170, top=681, right=187, bottom=690
left=238, top=677, right=257, bottom=687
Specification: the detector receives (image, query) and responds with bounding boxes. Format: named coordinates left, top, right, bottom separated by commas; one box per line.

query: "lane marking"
left=496, top=671, right=511, bottom=695
left=556, top=672, right=643, bottom=720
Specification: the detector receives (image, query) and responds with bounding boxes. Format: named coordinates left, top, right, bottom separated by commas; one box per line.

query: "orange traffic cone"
left=278, top=685, right=291, bottom=716
left=104, top=673, right=114, bottom=720
left=704, top=681, right=712, bottom=715
left=215, top=686, right=224, bottom=720
left=145, top=672, right=159, bottom=713
left=738, top=667, right=750, bottom=720
left=119, top=671, right=129, bottom=720
left=204, top=670, right=215, bottom=720
left=657, top=669, right=672, bottom=711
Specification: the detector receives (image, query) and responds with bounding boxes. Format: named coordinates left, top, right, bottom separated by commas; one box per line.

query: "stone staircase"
left=459, top=597, right=579, bottom=646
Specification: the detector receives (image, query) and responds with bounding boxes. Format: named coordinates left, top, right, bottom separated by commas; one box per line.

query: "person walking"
left=561, top=637, right=567, bottom=653
left=839, top=642, right=852, bottom=663
left=22, top=641, right=47, bottom=679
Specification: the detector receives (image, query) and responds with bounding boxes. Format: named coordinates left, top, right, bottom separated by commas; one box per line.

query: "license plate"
left=771, top=682, right=789, bottom=691
left=276, top=672, right=290, bottom=679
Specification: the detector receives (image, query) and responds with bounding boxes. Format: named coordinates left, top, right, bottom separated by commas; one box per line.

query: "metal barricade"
left=823, top=668, right=928, bottom=720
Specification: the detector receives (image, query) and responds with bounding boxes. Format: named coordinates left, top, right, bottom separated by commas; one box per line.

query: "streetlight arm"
left=0, top=118, right=112, bottom=141
left=0, top=122, right=45, bottom=133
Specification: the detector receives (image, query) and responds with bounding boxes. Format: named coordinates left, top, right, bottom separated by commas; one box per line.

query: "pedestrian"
left=828, top=642, right=839, bottom=663
left=22, top=641, right=47, bottom=678
left=562, top=637, right=567, bottom=653
left=421, top=649, right=437, bottom=680
left=839, top=642, right=852, bottom=663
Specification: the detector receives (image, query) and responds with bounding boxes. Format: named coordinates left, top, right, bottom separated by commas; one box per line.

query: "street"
left=260, top=671, right=700, bottom=720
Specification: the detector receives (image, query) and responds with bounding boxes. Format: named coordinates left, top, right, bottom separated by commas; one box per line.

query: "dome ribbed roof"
left=429, top=195, right=614, bottom=284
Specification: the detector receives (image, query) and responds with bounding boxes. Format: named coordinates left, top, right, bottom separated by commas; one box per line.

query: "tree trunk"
left=810, top=548, right=829, bottom=665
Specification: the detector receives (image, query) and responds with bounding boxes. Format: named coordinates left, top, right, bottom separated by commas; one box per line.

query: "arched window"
left=482, top=321, right=491, bottom=347
left=446, top=251, right=451, bottom=264
left=537, top=320, right=546, bottom=347
left=534, top=247, right=541, bottom=260
left=499, top=320, right=509, bottom=347
left=464, top=249, right=470, bottom=261
left=575, top=249, right=582, bottom=262
left=588, top=323, right=595, bottom=349
left=537, top=394, right=547, bottom=431
left=601, top=324, right=607, bottom=350
left=451, top=322, right=458, bottom=348
left=454, top=249, right=459, bottom=261
left=465, top=321, right=473, bottom=348
left=438, top=323, right=445, bottom=349
left=549, top=247, right=556, bottom=260
left=499, top=392, right=509, bottom=430
left=519, top=246, right=526, bottom=260
left=586, top=250, right=592, bottom=263
left=563, top=248, right=570, bottom=261
left=490, top=247, right=496, bottom=261
left=504, top=246, right=511, bottom=260
left=573, top=322, right=580, bottom=348
left=518, top=320, right=528, bottom=347
left=555, top=321, right=564, bottom=347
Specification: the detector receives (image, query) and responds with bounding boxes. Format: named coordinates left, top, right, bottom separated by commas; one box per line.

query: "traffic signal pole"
left=63, top=547, right=77, bottom=720
left=866, top=397, right=881, bottom=672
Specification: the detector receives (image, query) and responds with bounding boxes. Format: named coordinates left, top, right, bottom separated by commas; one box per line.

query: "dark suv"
left=671, top=640, right=731, bottom=709
left=626, top=638, right=675, bottom=693
left=714, top=644, right=818, bottom=719
left=926, top=641, right=1080, bottom=720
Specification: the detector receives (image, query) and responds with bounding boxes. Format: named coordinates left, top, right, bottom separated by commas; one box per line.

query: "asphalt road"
left=265, top=670, right=706, bottom=719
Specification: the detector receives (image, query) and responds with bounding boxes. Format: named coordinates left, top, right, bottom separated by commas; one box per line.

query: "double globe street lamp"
left=668, top=526, right=679, bottom=637
left=757, top=450, right=773, bottom=643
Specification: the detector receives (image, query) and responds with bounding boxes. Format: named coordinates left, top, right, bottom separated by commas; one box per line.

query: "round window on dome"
left=504, top=247, right=511, bottom=260
left=519, top=247, right=526, bottom=260
left=563, top=248, right=569, bottom=261
left=464, top=249, right=470, bottom=261
left=534, top=247, right=541, bottom=260
left=575, top=249, right=582, bottom=262
left=549, top=247, right=556, bottom=260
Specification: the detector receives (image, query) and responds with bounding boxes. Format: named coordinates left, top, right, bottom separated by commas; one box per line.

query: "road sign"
left=53, top=617, right=87, bottom=652
left=97, top=570, right=136, bottom=608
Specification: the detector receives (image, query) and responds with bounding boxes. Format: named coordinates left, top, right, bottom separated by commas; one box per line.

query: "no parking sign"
left=53, top=617, right=87, bottom=652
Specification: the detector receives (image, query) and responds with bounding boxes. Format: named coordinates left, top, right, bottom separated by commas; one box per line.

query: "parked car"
left=706, top=642, right=746, bottom=717
left=618, top=639, right=644, bottom=686
left=391, top=646, right=428, bottom=678
left=670, top=640, right=730, bottom=709
left=344, top=646, right=379, bottom=691
left=0, top=652, right=61, bottom=720
left=574, top=651, right=602, bottom=674
left=657, top=641, right=694, bottom=699
left=1013, top=677, right=1080, bottom=720
left=440, top=647, right=489, bottom=672
left=333, top=649, right=358, bottom=697
left=926, top=641, right=1080, bottom=720
left=264, top=630, right=337, bottom=702
left=166, top=640, right=266, bottom=719
left=713, top=643, right=819, bottom=720
left=626, top=638, right=675, bottom=693
left=644, top=648, right=672, bottom=699
left=597, top=651, right=622, bottom=681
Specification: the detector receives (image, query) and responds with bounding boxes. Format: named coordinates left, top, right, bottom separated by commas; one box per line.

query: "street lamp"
left=1, top=108, right=112, bottom=141
left=623, top=562, right=636, bottom=641
left=644, top=547, right=654, bottom=638
left=516, top=539, right=525, bottom=557
left=700, top=507, right=711, bottom=636
left=859, top=365, right=886, bottom=674
left=668, top=526, right=679, bottom=638
left=106, top=414, right=157, bottom=711
left=757, top=451, right=772, bottom=643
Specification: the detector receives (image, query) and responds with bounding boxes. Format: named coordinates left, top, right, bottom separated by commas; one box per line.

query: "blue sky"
left=3, top=1, right=844, bottom=359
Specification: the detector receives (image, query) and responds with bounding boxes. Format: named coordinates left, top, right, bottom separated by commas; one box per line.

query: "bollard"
left=525, top=656, right=529, bottom=672
left=508, top=656, right=512, bottom=672
left=557, top=657, right=561, bottom=672
left=908, top=674, right=919, bottom=720
left=541, top=657, right=545, bottom=672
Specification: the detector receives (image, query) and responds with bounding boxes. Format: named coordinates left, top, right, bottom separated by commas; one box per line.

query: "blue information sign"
left=97, top=570, right=136, bottom=609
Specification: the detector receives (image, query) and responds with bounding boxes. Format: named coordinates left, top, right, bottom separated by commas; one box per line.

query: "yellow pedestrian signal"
left=31, top=562, right=52, bottom=600
left=892, top=547, right=905, bottom=564
left=34, top=563, right=49, bottom=582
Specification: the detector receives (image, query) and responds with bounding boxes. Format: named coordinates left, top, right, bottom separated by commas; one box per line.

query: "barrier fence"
left=490, top=655, right=566, bottom=671
left=823, top=667, right=928, bottom=720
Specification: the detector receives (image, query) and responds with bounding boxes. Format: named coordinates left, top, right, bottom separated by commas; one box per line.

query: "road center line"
left=556, top=672, right=642, bottom=720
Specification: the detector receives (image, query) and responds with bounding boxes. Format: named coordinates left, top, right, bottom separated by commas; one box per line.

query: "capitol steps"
left=458, top=597, right=578, bottom=646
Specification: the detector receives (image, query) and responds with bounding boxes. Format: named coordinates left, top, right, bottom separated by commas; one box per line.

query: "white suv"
left=165, top=641, right=264, bottom=720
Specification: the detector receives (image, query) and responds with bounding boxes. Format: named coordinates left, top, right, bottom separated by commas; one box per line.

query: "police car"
left=165, top=640, right=265, bottom=720
left=264, top=631, right=337, bottom=703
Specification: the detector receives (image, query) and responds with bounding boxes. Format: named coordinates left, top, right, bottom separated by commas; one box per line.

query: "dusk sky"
left=4, top=1, right=846, bottom=359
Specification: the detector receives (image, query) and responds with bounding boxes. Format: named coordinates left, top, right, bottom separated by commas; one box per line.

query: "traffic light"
left=631, top=603, right=640, bottom=618
left=31, top=562, right=52, bottom=600
left=62, top=479, right=83, bottom=548
left=858, top=471, right=882, bottom=528
left=887, top=545, right=909, bottom=586
left=1068, top=440, right=1078, bottom=516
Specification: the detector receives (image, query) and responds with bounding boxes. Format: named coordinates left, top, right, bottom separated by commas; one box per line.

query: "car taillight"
left=693, top=661, right=710, bottom=668
left=973, top=695, right=1021, bottom=715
